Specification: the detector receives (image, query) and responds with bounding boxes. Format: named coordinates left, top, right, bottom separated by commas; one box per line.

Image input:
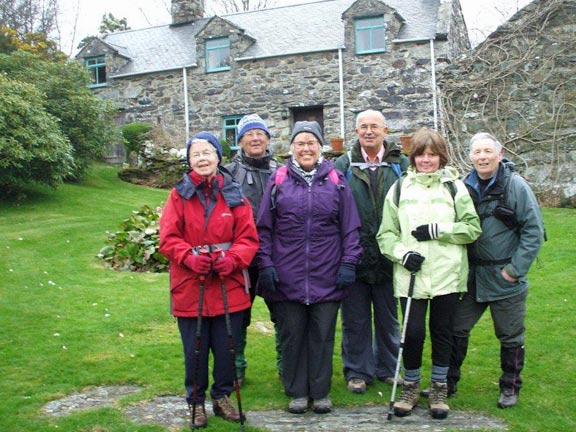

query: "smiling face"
left=470, top=138, right=503, bottom=180
left=291, top=132, right=321, bottom=171
left=414, top=147, right=441, bottom=173
left=188, top=140, right=218, bottom=179
left=355, top=110, right=388, bottom=155
left=239, top=129, right=270, bottom=158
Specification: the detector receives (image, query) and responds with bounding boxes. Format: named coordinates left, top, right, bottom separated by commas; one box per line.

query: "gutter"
left=429, top=39, right=438, bottom=131
left=182, top=67, right=190, bottom=139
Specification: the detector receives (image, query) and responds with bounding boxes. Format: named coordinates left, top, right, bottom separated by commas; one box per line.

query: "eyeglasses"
left=243, top=131, right=267, bottom=138
left=358, top=124, right=385, bottom=131
left=293, top=141, right=319, bottom=149
left=189, top=150, right=216, bottom=159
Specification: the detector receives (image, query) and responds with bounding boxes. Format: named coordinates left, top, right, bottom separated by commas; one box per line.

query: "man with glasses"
left=225, top=114, right=279, bottom=386
left=335, top=109, right=409, bottom=394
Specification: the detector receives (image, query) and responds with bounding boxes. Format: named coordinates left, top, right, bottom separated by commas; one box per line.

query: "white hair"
left=356, top=109, right=387, bottom=128
left=469, top=132, right=502, bottom=154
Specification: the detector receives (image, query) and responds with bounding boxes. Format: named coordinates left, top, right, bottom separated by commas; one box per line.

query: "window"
left=223, top=115, right=243, bottom=151
left=355, top=16, right=386, bottom=54
left=85, top=56, right=107, bottom=87
left=206, top=37, right=231, bottom=72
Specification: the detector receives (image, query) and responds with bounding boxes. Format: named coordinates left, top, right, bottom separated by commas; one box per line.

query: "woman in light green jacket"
left=376, top=127, right=481, bottom=420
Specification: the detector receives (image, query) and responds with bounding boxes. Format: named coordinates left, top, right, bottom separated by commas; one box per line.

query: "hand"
left=336, top=263, right=356, bottom=289
left=184, top=254, right=212, bottom=275
left=501, top=268, right=517, bottom=282
left=213, top=256, right=235, bottom=277
left=411, top=224, right=439, bottom=241
left=402, top=251, right=425, bottom=273
left=259, top=267, right=279, bottom=292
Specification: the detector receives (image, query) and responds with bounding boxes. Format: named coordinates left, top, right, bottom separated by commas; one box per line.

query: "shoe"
left=347, top=378, right=367, bottom=394
left=213, top=395, right=242, bottom=422
left=312, top=397, right=332, bottom=414
left=421, top=382, right=457, bottom=398
left=379, top=375, right=404, bottom=386
left=429, top=381, right=450, bottom=419
left=288, top=397, right=309, bottom=414
left=189, top=403, right=207, bottom=429
left=393, top=381, right=420, bottom=417
left=497, top=389, right=519, bottom=408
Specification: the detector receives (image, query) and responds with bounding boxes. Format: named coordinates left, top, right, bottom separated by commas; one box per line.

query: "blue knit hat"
left=237, top=114, right=270, bottom=141
left=186, top=131, right=223, bottom=165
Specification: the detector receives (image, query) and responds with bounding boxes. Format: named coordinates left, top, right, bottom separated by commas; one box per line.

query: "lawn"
left=0, top=164, right=574, bottom=432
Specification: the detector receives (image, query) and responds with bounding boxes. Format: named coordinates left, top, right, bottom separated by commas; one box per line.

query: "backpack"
left=270, top=165, right=341, bottom=210
left=345, top=150, right=402, bottom=181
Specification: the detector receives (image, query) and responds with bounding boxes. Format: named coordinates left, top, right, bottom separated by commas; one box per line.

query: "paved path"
left=42, top=385, right=507, bottom=431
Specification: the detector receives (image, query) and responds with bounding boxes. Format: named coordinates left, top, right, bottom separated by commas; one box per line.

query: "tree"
left=99, top=13, right=130, bottom=34
left=0, top=0, right=58, bottom=38
left=0, top=51, right=120, bottom=182
left=0, top=73, right=74, bottom=198
left=207, top=0, right=276, bottom=15
left=0, top=25, right=66, bottom=61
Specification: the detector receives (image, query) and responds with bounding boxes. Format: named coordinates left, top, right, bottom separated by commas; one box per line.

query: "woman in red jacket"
left=159, top=132, right=258, bottom=429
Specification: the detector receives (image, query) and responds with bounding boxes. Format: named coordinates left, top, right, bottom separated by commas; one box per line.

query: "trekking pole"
left=190, top=248, right=208, bottom=431
left=217, top=251, right=245, bottom=431
left=387, top=271, right=417, bottom=421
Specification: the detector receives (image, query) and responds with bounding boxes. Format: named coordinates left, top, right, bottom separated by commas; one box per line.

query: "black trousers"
left=400, top=293, right=459, bottom=370
left=274, top=301, right=340, bottom=400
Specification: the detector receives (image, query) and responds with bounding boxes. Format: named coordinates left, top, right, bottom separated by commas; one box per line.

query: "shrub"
left=98, top=204, right=168, bottom=272
left=122, top=123, right=153, bottom=161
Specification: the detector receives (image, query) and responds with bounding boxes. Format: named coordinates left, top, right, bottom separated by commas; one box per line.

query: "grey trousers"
left=341, top=280, right=400, bottom=382
left=274, top=301, right=340, bottom=400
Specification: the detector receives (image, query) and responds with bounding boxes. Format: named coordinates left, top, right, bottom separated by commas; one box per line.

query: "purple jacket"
left=256, top=159, right=362, bottom=304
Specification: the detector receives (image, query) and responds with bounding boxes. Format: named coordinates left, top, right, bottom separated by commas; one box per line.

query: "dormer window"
left=206, top=37, right=231, bottom=73
left=85, top=56, right=107, bottom=87
left=355, top=16, right=386, bottom=54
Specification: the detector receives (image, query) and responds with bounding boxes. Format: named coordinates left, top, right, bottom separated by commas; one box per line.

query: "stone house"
left=439, top=0, right=575, bottom=205
left=76, top=0, right=469, bottom=152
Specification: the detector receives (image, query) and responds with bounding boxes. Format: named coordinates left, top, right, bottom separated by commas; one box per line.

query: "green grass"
left=1, top=164, right=575, bottom=432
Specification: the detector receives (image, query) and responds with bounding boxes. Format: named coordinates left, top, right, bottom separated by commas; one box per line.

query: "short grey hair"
left=355, top=109, right=387, bottom=128
left=469, top=132, right=503, bottom=154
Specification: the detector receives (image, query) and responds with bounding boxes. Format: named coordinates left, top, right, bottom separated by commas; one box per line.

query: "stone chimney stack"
left=171, top=0, right=205, bottom=25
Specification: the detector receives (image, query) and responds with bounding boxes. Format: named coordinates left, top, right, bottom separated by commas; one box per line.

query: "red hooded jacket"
left=159, top=170, right=258, bottom=317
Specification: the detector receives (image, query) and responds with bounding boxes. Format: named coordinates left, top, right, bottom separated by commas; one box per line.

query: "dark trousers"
left=341, top=279, right=400, bottom=382
left=178, top=312, right=243, bottom=404
left=274, top=301, right=340, bottom=400
left=400, top=293, right=459, bottom=370
left=449, top=282, right=526, bottom=392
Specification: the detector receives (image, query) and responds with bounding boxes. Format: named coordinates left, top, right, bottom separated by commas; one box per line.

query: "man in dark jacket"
left=335, top=109, right=409, bottom=393
left=448, top=132, right=545, bottom=409
left=225, top=114, right=279, bottom=385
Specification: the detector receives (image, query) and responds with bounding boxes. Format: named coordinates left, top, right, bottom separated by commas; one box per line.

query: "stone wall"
left=439, top=0, right=575, bottom=206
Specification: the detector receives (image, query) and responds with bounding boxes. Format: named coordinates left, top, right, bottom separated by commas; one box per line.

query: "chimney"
left=171, top=0, right=205, bottom=25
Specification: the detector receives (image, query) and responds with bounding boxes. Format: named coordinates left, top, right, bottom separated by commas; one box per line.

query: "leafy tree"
left=0, top=51, right=120, bottom=182
left=0, top=73, right=74, bottom=197
left=99, top=13, right=130, bottom=34
left=0, top=0, right=58, bottom=38
left=0, top=25, right=66, bottom=61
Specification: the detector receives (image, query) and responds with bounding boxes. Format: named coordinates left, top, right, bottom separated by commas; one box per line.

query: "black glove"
left=402, top=252, right=425, bottom=273
left=259, top=267, right=279, bottom=292
left=411, top=223, right=439, bottom=241
left=336, top=263, right=356, bottom=289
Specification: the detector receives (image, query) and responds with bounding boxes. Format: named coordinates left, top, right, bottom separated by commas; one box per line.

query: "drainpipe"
left=429, top=39, right=438, bottom=130
left=182, top=67, right=190, bottom=138
left=338, top=47, right=345, bottom=138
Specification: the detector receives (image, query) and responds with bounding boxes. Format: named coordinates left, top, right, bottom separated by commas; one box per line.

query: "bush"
left=122, top=123, right=153, bottom=161
left=98, top=204, right=168, bottom=272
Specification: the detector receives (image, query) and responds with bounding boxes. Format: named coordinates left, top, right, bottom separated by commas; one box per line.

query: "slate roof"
left=89, top=0, right=442, bottom=78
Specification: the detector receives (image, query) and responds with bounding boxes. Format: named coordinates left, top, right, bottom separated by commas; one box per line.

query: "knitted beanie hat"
left=290, top=121, right=325, bottom=146
left=186, top=131, right=223, bottom=165
left=237, top=114, right=271, bottom=141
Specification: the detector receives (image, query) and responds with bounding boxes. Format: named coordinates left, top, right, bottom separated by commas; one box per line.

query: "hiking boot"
left=312, top=397, right=332, bottom=414
left=378, top=375, right=404, bottom=386
left=288, top=397, right=309, bottom=414
left=429, top=381, right=450, bottom=419
left=347, top=378, right=367, bottom=394
left=213, top=395, right=242, bottom=422
left=497, top=388, right=519, bottom=409
left=189, top=403, right=207, bottom=429
left=421, top=382, right=457, bottom=398
left=393, top=381, right=420, bottom=417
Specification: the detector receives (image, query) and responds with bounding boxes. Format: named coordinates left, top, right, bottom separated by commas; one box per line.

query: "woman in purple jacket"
left=257, top=121, right=362, bottom=415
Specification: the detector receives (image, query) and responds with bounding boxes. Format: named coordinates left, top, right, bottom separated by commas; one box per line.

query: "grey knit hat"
left=290, top=121, right=325, bottom=146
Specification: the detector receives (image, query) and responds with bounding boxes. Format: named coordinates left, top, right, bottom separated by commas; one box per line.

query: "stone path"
left=42, top=385, right=507, bottom=431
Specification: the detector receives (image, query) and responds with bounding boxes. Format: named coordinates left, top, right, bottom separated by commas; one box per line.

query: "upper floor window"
left=206, top=37, right=231, bottom=73
left=223, top=115, right=242, bottom=151
left=85, top=56, right=107, bottom=87
left=355, top=16, right=386, bottom=54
